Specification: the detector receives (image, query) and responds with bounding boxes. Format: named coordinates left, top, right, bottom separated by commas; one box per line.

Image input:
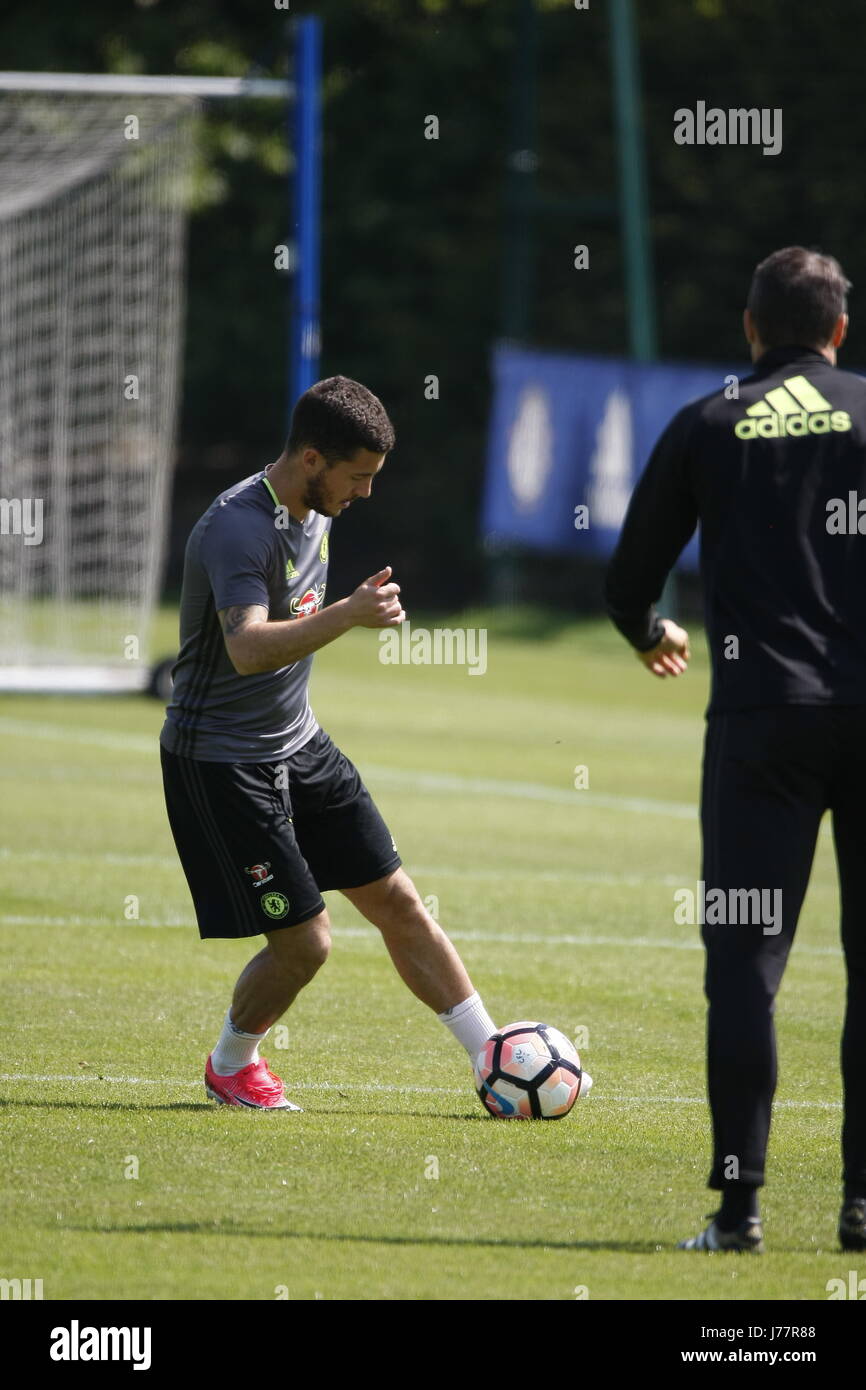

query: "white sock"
left=438, top=992, right=497, bottom=1060
left=210, top=1010, right=270, bottom=1077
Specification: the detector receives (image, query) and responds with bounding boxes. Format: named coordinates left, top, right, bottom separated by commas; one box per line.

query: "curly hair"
left=287, top=375, right=396, bottom=464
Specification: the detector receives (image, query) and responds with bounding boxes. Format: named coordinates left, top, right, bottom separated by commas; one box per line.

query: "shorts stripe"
left=161, top=731, right=400, bottom=939
left=175, top=754, right=257, bottom=933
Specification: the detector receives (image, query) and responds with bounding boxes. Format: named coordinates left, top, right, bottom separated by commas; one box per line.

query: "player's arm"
left=219, top=567, right=405, bottom=676
left=604, top=405, right=698, bottom=679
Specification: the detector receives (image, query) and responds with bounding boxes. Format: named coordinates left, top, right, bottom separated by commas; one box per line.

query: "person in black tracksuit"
left=605, top=246, right=866, bottom=1253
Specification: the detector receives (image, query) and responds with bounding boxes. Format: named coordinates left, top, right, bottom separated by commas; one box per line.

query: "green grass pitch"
left=0, top=608, right=851, bottom=1300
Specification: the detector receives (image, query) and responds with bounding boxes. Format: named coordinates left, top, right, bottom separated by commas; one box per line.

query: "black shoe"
left=678, top=1210, right=764, bottom=1253
left=839, top=1199, right=866, bottom=1251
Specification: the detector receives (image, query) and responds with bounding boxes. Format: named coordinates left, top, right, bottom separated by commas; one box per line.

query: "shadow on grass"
left=68, top=1222, right=659, bottom=1254
left=0, top=1096, right=489, bottom=1121
left=0, top=1097, right=208, bottom=1114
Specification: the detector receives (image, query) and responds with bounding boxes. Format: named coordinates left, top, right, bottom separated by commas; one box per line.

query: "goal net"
left=0, top=90, right=196, bottom=691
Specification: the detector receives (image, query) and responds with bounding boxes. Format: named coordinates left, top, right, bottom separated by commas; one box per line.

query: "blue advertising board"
left=482, top=343, right=746, bottom=571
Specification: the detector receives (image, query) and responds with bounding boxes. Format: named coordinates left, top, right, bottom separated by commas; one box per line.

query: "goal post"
left=0, top=86, right=195, bottom=693
left=0, top=26, right=321, bottom=694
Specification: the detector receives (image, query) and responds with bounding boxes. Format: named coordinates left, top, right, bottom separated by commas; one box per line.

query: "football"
left=474, top=1020, right=591, bottom=1120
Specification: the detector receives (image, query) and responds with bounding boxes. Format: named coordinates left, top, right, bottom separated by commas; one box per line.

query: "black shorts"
left=160, top=728, right=402, bottom=939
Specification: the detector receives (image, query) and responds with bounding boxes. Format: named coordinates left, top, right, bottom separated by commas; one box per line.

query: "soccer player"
left=605, top=247, right=866, bottom=1253
left=160, top=376, right=497, bottom=1109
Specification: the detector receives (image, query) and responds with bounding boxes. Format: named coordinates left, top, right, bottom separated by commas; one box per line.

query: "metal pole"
left=609, top=0, right=676, bottom=615
left=609, top=0, right=656, bottom=364
left=290, top=17, right=322, bottom=409
left=501, top=0, right=539, bottom=342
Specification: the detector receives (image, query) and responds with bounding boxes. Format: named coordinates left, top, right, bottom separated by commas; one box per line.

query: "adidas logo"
left=734, top=374, right=852, bottom=439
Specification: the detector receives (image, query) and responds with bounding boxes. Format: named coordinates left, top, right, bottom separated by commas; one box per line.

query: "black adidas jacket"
left=604, top=345, right=866, bottom=714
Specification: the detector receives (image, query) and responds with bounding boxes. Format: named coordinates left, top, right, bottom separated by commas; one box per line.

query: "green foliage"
left=2, top=0, right=865, bottom=602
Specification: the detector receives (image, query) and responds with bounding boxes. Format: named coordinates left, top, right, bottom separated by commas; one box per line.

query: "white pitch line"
left=0, top=715, right=696, bottom=819
left=0, top=847, right=690, bottom=885
left=0, top=914, right=844, bottom=957
left=364, top=764, right=697, bottom=820
left=0, top=717, right=156, bottom=755
left=0, top=1073, right=841, bottom=1108
left=0, top=847, right=177, bottom=868
left=0, top=1072, right=461, bottom=1095
left=0, top=915, right=193, bottom=928
left=409, top=866, right=690, bottom=886
left=0, top=713, right=837, bottom=834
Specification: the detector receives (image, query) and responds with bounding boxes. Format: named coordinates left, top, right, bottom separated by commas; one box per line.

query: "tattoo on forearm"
left=219, top=605, right=263, bottom=636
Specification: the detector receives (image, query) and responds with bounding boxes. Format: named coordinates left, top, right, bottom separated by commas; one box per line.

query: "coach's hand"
left=347, top=567, right=406, bottom=628
left=637, top=619, right=690, bottom=678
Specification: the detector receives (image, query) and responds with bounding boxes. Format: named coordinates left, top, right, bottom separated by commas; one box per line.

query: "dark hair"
left=747, top=247, right=851, bottom=350
left=287, top=375, right=395, bottom=463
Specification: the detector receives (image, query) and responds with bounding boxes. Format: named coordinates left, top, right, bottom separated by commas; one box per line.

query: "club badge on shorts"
left=261, top=891, right=290, bottom=920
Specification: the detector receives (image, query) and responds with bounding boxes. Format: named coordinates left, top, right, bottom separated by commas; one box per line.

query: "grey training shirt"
left=160, top=469, right=332, bottom=761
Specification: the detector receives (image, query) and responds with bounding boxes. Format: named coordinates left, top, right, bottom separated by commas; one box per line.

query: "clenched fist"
left=346, top=566, right=406, bottom=629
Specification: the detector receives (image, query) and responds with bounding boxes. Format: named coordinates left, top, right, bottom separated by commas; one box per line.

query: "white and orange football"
left=474, top=1020, right=592, bottom=1120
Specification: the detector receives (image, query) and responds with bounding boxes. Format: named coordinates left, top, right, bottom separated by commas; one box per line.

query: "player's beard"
left=302, top=468, right=337, bottom=517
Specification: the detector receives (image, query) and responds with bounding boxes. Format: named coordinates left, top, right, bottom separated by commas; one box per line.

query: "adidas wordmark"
left=734, top=375, right=852, bottom=440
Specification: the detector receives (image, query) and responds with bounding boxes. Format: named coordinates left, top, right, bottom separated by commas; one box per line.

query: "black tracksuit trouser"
left=700, top=705, right=866, bottom=1194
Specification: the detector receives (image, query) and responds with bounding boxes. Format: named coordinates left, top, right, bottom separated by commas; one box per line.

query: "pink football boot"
left=205, top=1055, right=302, bottom=1111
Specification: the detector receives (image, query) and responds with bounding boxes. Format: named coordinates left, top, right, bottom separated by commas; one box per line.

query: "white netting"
left=0, top=91, right=196, bottom=689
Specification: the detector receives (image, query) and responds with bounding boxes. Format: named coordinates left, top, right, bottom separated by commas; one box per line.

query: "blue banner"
left=482, top=343, right=746, bottom=570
